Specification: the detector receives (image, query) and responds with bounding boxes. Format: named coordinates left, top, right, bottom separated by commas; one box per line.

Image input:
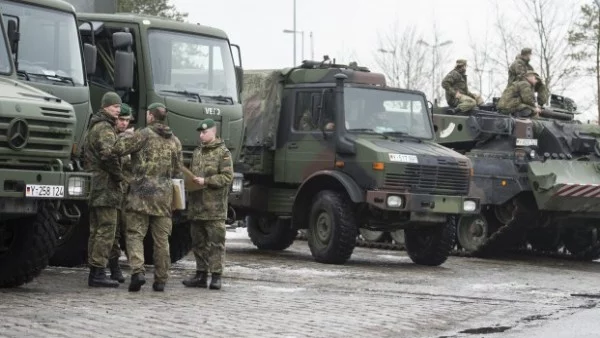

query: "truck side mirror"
left=235, top=66, right=243, bottom=95
left=83, top=43, right=97, bottom=75
left=6, top=19, right=19, bottom=52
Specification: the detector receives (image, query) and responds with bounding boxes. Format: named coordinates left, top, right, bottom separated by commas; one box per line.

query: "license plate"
left=25, top=184, right=65, bottom=198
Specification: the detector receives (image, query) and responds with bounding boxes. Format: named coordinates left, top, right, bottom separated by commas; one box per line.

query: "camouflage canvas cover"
left=242, top=70, right=285, bottom=149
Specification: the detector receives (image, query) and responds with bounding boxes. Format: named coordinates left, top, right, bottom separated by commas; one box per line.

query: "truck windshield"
left=344, top=87, right=433, bottom=139
left=0, top=0, right=84, bottom=86
left=148, top=29, right=238, bottom=104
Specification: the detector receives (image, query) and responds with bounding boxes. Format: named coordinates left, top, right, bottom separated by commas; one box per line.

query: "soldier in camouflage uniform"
left=298, top=109, right=334, bottom=131
left=107, top=103, right=133, bottom=283
left=497, top=71, right=547, bottom=136
left=507, top=48, right=534, bottom=87
left=114, top=102, right=183, bottom=292
left=441, top=59, right=484, bottom=113
left=183, top=118, right=233, bottom=290
left=84, top=91, right=124, bottom=288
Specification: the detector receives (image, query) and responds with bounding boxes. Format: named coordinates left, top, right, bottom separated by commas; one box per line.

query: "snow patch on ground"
left=226, top=227, right=249, bottom=240
left=470, top=282, right=532, bottom=291
left=253, top=285, right=306, bottom=293
left=376, top=254, right=412, bottom=262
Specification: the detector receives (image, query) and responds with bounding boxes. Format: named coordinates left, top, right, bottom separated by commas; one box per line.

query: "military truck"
left=74, top=12, right=244, bottom=263
left=429, top=94, right=600, bottom=259
left=229, top=59, right=480, bottom=266
left=0, top=6, right=92, bottom=287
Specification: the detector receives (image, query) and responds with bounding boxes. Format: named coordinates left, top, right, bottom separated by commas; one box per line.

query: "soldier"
left=107, top=103, right=133, bottom=283
left=507, top=48, right=534, bottom=87
left=497, top=71, right=542, bottom=118
left=84, top=91, right=124, bottom=288
left=441, top=59, right=484, bottom=113
left=182, top=118, right=233, bottom=290
left=114, top=102, right=183, bottom=292
left=298, top=109, right=334, bottom=131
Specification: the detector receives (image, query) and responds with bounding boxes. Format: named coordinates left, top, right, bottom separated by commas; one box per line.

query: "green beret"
left=147, top=102, right=166, bottom=113
left=197, top=118, right=216, bottom=131
left=119, top=103, right=132, bottom=119
left=456, top=59, right=467, bottom=66
left=101, top=91, right=122, bottom=108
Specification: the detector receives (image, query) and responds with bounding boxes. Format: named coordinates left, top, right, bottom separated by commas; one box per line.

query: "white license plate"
left=25, top=184, right=65, bottom=198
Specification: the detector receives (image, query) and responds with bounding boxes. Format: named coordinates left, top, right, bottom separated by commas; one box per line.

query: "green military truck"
left=229, top=59, right=480, bottom=266
left=0, top=5, right=92, bottom=287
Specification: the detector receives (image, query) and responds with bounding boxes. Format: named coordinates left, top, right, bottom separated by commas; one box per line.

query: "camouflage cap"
left=119, top=103, right=133, bottom=120
left=456, top=59, right=467, bottom=66
left=147, top=102, right=167, bottom=121
left=521, top=48, right=532, bottom=55
left=197, top=118, right=216, bottom=131
left=101, top=91, right=122, bottom=108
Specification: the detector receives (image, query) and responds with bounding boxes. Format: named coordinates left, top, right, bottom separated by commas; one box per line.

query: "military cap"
left=101, top=91, right=122, bottom=108
left=197, top=118, right=216, bottom=131
left=119, top=103, right=133, bottom=119
left=147, top=102, right=168, bottom=121
left=521, top=48, right=532, bottom=55
left=456, top=59, right=467, bottom=66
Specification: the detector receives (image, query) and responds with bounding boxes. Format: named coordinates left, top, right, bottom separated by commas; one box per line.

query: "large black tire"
left=247, top=215, right=297, bottom=251
left=49, top=202, right=89, bottom=267
left=307, top=190, right=358, bottom=264
left=143, top=215, right=192, bottom=265
left=0, top=202, right=59, bottom=288
left=404, top=216, right=457, bottom=266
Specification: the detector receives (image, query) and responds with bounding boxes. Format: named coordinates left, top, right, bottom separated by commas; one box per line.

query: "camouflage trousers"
left=87, top=207, right=118, bottom=268
left=109, top=209, right=128, bottom=260
left=125, top=212, right=172, bottom=283
left=190, top=220, right=226, bottom=274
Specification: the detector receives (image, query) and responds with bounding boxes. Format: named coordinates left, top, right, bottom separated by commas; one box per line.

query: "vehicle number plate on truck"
left=25, top=185, right=64, bottom=198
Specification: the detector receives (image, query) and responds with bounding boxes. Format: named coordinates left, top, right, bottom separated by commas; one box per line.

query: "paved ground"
left=2, top=228, right=600, bottom=338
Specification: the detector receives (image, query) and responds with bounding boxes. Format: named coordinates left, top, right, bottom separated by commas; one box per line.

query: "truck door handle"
left=288, top=143, right=298, bottom=149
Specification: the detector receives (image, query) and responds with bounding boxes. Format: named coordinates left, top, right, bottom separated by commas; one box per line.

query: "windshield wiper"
left=381, top=131, right=423, bottom=143
left=201, top=95, right=234, bottom=104
left=18, top=70, right=75, bottom=85
left=347, top=128, right=389, bottom=139
left=159, top=89, right=202, bottom=102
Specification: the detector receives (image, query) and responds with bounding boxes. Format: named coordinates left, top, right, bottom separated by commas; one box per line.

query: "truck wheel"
left=307, top=191, right=358, bottom=264
left=0, top=202, right=59, bottom=287
left=143, top=215, right=192, bottom=265
left=247, top=215, right=297, bottom=250
left=404, top=216, right=457, bottom=266
left=49, top=202, right=89, bottom=267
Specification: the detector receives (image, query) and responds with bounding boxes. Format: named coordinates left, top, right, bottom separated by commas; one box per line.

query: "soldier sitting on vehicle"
left=497, top=71, right=548, bottom=136
left=441, top=59, right=484, bottom=114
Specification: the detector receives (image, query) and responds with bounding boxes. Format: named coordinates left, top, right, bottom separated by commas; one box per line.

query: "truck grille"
left=383, top=163, right=470, bottom=195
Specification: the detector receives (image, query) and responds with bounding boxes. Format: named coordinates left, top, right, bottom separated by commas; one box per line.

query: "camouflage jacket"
left=507, top=55, right=534, bottom=87
left=497, top=80, right=537, bottom=114
left=114, top=122, right=183, bottom=217
left=441, top=69, right=475, bottom=107
left=187, top=139, right=233, bottom=221
left=83, top=110, right=123, bottom=208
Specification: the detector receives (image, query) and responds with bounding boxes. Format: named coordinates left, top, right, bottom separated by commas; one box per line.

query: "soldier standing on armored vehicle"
left=441, top=59, right=484, bottom=113
left=84, top=92, right=124, bottom=288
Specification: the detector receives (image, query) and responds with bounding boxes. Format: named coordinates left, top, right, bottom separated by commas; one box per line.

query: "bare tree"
left=468, top=25, right=492, bottom=101
left=373, top=21, right=428, bottom=90
left=486, top=0, right=520, bottom=97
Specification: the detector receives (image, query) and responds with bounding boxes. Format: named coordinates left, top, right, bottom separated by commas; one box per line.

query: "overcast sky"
left=173, top=0, right=595, bottom=121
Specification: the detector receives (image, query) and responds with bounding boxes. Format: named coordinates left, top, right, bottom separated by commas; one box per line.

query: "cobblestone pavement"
left=2, top=229, right=600, bottom=338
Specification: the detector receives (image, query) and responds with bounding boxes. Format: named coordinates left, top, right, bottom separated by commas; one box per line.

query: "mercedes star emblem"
left=7, top=118, right=29, bottom=150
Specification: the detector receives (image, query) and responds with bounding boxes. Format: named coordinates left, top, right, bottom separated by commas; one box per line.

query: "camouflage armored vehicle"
left=229, top=59, right=480, bottom=266
left=430, top=94, right=600, bottom=259
left=74, top=12, right=244, bottom=263
left=0, top=6, right=92, bottom=287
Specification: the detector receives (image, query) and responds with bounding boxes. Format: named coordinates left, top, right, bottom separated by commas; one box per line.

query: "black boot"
left=128, top=273, right=146, bottom=292
left=209, top=273, right=221, bottom=290
left=182, top=271, right=207, bottom=288
left=152, top=282, right=165, bottom=292
left=108, top=257, right=125, bottom=283
left=88, top=266, right=119, bottom=288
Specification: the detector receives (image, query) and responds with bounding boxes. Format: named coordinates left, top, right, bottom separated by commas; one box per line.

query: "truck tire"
left=49, top=203, right=89, bottom=267
left=247, top=215, right=297, bottom=251
left=0, top=202, right=59, bottom=288
left=143, top=216, right=192, bottom=264
left=404, top=216, right=456, bottom=266
left=307, top=190, right=358, bottom=264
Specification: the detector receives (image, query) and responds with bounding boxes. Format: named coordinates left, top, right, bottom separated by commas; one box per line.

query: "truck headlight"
left=231, top=174, right=243, bottom=193
left=463, top=200, right=477, bottom=212
left=387, top=195, right=403, bottom=208
left=68, top=176, right=86, bottom=197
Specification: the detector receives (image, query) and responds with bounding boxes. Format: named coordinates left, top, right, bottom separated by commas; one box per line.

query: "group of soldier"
left=442, top=47, right=549, bottom=119
left=83, top=91, right=234, bottom=292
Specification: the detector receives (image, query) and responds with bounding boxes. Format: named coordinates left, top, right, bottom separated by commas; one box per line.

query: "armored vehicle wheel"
left=359, top=229, right=385, bottom=242
left=527, top=228, right=561, bottom=252
left=390, top=230, right=405, bottom=247
left=49, top=202, right=89, bottom=267
left=457, top=214, right=490, bottom=252
left=143, top=213, right=192, bottom=264
left=307, top=190, right=358, bottom=264
left=0, top=202, right=59, bottom=288
left=404, top=216, right=456, bottom=266
left=562, top=227, right=600, bottom=261
left=247, top=215, right=297, bottom=251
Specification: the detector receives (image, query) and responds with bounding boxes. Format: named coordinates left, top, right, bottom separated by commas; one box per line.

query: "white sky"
left=173, top=0, right=595, bottom=121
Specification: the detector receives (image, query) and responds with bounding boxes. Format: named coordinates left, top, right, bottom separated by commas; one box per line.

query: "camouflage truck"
left=74, top=12, right=244, bottom=264
left=0, top=6, right=92, bottom=287
left=229, top=59, right=480, bottom=266
left=429, top=94, right=600, bottom=259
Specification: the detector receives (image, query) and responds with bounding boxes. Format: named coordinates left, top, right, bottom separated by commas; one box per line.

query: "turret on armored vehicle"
left=229, top=58, right=480, bottom=266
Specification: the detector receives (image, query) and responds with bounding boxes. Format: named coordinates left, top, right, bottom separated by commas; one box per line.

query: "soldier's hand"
left=455, top=91, right=462, bottom=99
left=193, top=176, right=205, bottom=186
left=534, top=107, right=541, bottom=116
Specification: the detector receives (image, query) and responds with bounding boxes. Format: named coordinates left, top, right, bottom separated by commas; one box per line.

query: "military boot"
left=182, top=271, right=207, bottom=288
left=152, top=282, right=165, bottom=292
left=88, top=266, right=119, bottom=288
left=209, top=273, right=222, bottom=290
left=128, top=273, right=146, bottom=292
left=108, top=257, right=125, bottom=283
